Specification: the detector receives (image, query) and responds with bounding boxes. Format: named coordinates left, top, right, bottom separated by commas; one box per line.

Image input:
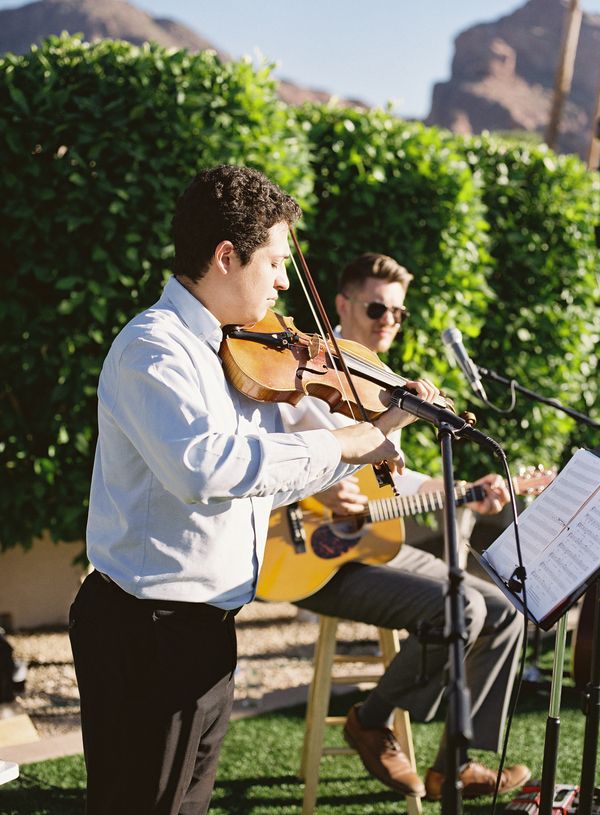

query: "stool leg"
left=379, top=629, right=423, bottom=815
left=300, top=615, right=339, bottom=815
left=395, top=709, right=423, bottom=815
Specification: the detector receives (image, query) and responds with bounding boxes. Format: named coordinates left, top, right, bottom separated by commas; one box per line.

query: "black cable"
left=480, top=378, right=518, bottom=415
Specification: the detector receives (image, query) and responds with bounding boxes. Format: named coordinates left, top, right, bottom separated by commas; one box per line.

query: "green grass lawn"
left=0, top=680, right=597, bottom=815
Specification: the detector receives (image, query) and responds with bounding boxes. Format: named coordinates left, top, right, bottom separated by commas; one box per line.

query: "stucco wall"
left=0, top=533, right=85, bottom=630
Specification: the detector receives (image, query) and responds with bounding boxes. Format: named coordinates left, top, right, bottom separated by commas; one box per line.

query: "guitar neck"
left=365, top=468, right=553, bottom=524
left=367, top=483, right=485, bottom=524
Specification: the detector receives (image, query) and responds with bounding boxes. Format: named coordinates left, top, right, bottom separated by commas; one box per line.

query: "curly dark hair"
left=171, top=165, right=302, bottom=281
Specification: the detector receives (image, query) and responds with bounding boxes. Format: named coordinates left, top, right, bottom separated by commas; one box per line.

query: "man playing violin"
left=68, top=166, right=439, bottom=815
left=279, top=252, right=531, bottom=801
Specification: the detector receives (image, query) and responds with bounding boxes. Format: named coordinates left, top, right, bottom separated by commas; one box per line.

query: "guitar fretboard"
left=368, top=484, right=485, bottom=524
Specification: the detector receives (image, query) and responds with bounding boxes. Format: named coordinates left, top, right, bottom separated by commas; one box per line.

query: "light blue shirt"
left=87, top=276, right=355, bottom=608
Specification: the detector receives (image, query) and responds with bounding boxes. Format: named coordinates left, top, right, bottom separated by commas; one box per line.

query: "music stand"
left=539, top=613, right=569, bottom=815
left=473, top=445, right=600, bottom=815
left=577, top=574, right=600, bottom=815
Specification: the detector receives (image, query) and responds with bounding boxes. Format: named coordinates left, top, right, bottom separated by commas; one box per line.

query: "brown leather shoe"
left=343, top=704, right=425, bottom=796
left=425, top=761, right=531, bottom=801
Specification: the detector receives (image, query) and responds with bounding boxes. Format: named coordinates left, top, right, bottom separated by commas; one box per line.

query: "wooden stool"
left=299, top=614, right=422, bottom=815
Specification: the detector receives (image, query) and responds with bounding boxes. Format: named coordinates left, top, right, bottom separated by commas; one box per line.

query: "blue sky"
left=134, top=0, right=600, bottom=118
left=2, top=0, right=600, bottom=118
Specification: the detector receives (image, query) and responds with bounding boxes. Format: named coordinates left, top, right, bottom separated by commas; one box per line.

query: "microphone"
left=441, top=327, right=487, bottom=401
left=395, top=389, right=501, bottom=453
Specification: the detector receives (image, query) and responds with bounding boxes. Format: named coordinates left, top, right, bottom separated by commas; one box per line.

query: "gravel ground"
left=7, top=601, right=382, bottom=740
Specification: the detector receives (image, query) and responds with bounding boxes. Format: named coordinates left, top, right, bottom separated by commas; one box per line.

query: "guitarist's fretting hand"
left=418, top=473, right=510, bottom=515
left=318, top=472, right=510, bottom=518
left=467, top=473, right=510, bottom=514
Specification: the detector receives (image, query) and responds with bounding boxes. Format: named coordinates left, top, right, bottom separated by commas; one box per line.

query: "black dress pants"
left=69, top=570, right=238, bottom=815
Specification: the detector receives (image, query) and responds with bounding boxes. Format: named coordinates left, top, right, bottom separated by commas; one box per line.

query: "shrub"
left=454, top=134, right=600, bottom=476
left=290, top=105, right=493, bottom=477
left=0, top=34, right=310, bottom=549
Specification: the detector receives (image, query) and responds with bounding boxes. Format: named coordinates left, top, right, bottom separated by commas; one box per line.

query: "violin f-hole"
left=296, top=365, right=329, bottom=379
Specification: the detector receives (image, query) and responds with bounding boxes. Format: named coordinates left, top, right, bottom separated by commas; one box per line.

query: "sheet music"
left=483, top=448, right=600, bottom=623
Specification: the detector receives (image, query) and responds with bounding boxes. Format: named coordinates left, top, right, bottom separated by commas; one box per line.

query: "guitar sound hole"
left=311, top=525, right=362, bottom=559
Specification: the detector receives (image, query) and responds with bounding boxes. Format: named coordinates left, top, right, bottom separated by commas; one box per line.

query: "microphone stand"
left=438, top=422, right=473, bottom=815
left=477, top=367, right=600, bottom=429
left=394, top=389, right=518, bottom=815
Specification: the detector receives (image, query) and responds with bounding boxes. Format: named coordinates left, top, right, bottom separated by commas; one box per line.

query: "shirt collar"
left=161, top=276, right=223, bottom=353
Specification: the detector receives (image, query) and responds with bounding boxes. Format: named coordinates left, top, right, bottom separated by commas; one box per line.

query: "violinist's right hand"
left=330, top=422, right=404, bottom=470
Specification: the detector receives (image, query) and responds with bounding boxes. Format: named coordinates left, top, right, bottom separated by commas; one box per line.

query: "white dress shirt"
left=87, top=277, right=356, bottom=608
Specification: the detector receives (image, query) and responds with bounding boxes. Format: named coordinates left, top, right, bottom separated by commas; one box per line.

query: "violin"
left=220, top=310, right=453, bottom=421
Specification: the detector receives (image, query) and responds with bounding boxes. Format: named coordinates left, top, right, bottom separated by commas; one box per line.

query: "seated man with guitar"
left=261, top=253, right=536, bottom=801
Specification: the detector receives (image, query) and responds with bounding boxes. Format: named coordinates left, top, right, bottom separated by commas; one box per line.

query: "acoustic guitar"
left=257, top=466, right=555, bottom=603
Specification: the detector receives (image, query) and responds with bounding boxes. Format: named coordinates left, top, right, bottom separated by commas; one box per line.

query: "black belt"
left=96, top=571, right=241, bottom=621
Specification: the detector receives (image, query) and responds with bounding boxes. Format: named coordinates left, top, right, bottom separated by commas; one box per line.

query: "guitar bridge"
left=285, top=502, right=306, bottom=553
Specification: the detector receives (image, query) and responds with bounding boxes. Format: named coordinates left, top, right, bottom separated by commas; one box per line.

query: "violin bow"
left=289, top=229, right=395, bottom=489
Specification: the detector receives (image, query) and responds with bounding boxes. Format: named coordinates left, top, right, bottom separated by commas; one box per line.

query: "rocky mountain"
left=1, top=0, right=597, bottom=157
left=0, top=0, right=362, bottom=108
left=0, top=0, right=228, bottom=59
left=426, top=0, right=600, bottom=159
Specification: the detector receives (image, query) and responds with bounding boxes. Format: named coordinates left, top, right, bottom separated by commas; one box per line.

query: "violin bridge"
left=307, top=334, right=321, bottom=360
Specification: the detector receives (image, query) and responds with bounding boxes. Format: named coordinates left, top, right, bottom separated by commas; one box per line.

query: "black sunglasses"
left=342, top=294, right=409, bottom=325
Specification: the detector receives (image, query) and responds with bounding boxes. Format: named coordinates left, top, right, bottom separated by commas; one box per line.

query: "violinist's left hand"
left=468, top=473, right=509, bottom=515
left=374, top=378, right=440, bottom=435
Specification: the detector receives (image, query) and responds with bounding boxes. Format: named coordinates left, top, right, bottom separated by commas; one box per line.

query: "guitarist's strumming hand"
left=316, top=475, right=368, bottom=517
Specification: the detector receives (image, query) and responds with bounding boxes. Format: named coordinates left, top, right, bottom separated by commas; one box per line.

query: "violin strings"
left=339, top=348, right=408, bottom=389
left=288, top=246, right=361, bottom=423
left=337, top=347, right=449, bottom=410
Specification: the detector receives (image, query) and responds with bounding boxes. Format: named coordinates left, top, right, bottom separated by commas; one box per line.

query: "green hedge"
left=453, top=135, right=600, bottom=476
left=289, top=105, right=494, bottom=477
left=290, top=107, right=599, bottom=480
left=1, top=36, right=598, bottom=551
left=0, top=34, right=310, bottom=549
